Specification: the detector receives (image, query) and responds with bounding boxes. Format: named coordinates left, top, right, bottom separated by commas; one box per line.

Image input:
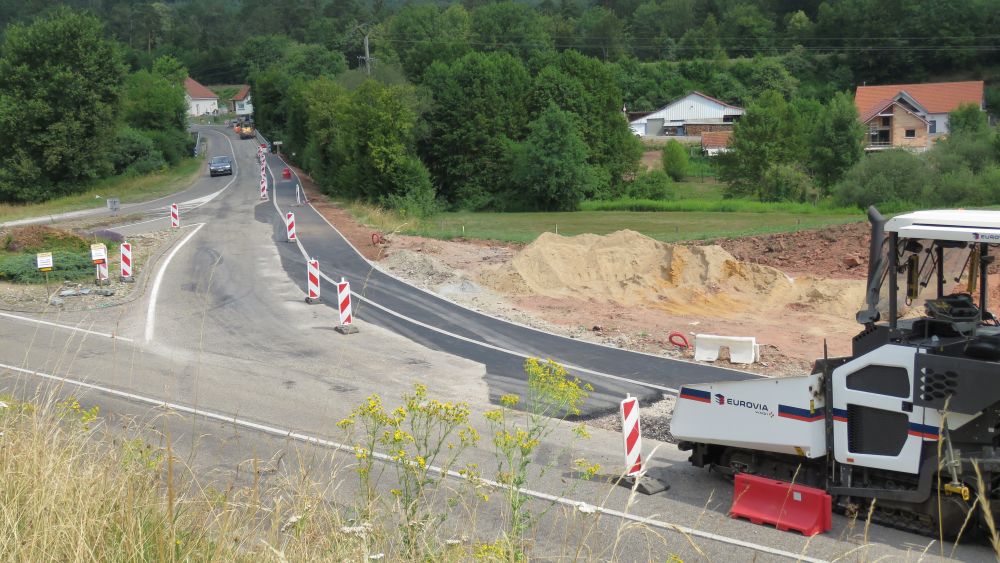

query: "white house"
left=231, top=85, right=253, bottom=116
left=629, top=91, right=744, bottom=137
left=185, top=77, right=218, bottom=116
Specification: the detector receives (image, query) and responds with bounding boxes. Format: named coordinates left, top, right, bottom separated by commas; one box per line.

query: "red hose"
left=668, top=331, right=690, bottom=349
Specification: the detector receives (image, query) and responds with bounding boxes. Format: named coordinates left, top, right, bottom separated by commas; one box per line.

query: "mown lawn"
left=0, top=156, right=204, bottom=222
left=358, top=206, right=866, bottom=243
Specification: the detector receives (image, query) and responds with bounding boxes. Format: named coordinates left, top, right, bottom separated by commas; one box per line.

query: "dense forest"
left=1, top=1, right=998, bottom=209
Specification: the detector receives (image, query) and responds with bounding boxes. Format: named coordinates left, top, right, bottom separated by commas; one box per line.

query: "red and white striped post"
left=170, top=203, right=179, bottom=228
left=286, top=212, right=296, bottom=242
left=305, top=259, right=320, bottom=303
left=621, top=395, right=642, bottom=477
left=260, top=176, right=268, bottom=200
left=120, top=242, right=133, bottom=282
left=335, top=277, right=358, bottom=334
left=96, top=261, right=109, bottom=284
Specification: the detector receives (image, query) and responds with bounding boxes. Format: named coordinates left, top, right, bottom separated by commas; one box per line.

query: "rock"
left=592, top=325, right=603, bottom=332
left=79, top=288, right=92, bottom=295
left=59, top=289, right=79, bottom=297
left=95, top=288, right=115, bottom=297
left=48, top=297, right=64, bottom=306
left=843, top=255, right=862, bottom=268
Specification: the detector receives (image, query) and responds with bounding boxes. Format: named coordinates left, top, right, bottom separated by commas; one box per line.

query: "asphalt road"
left=0, top=126, right=990, bottom=561
left=260, top=149, right=758, bottom=415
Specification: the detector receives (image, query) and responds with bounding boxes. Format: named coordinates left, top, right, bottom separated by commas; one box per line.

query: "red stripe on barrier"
left=622, top=399, right=634, bottom=419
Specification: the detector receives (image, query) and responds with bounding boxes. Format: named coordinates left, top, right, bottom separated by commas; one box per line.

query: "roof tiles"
left=185, top=77, right=218, bottom=100
left=855, top=81, right=983, bottom=116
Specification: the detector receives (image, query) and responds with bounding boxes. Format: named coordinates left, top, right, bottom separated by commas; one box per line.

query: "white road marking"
left=262, top=163, right=679, bottom=394
left=0, top=311, right=132, bottom=342
left=144, top=223, right=205, bottom=342
left=115, top=130, right=241, bottom=231
left=0, top=359, right=828, bottom=562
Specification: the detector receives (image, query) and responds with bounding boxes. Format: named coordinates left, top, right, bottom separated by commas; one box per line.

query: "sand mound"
left=478, top=230, right=864, bottom=317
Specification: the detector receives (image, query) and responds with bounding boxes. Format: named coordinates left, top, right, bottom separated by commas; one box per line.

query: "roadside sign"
left=106, top=197, right=120, bottom=215
left=36, top=252, right=53, bottom=271
left=90, top=243, right=107, bottom=265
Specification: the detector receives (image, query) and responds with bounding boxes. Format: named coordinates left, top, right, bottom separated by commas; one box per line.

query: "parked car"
left=209, top=155, right=233, bottom=177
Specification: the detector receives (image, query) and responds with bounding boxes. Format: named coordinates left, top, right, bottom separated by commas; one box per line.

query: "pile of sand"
left=478, top=230, right=865, bottom=318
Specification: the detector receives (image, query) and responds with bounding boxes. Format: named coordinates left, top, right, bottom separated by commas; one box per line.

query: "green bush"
left=109, top=128, right=166, bottom=175
left=0, top=251, right=95, bottom=283
left=382, top=156, right=440, bottom=218
left=624, top=170, right=674, bottom=200
left=924, top=167, right=988, bottom=207
left=143, top=128, right=193, bottom=165
left=661, top=140, right=689, bottom=181
left=760, top=163, right=814, bottom=203
left=833, top=150, right=931, bottom=208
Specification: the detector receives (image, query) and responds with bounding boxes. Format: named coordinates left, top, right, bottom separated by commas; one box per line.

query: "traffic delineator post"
left=617, top=394, right=668, bottom=495
left=286, top=212, right=296, bottom=242
left=305, top=259, right=320, bottom=304
left=260, top=176, right=268, bottom=200
left=120, top=242, right=134, bottom=282
left=170, top=203, right=179, bottom=228
left=335, top=277, right=358, bottom=334
left=95, top=261, right=109, bottom=284
left=295, top=183, right=303, bottom=205
left=621, top=395, right=642, bottom=476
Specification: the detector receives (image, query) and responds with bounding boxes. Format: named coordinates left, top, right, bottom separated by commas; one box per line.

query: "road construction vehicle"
left=235, top=117, right=255, bottom=139
left=673, top=207, right=1000, bottom=537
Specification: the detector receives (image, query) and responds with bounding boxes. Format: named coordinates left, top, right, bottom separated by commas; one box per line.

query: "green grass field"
left=0, top=157, right=204, bottom=223
left=354, top=205, right=865, bottom=243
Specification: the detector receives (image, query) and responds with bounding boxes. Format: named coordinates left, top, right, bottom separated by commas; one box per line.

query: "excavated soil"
left=288, top=166, right=869, bottom=380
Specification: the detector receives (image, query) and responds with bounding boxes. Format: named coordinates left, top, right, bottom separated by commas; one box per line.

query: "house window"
left=929, top=120, right=937, bottom=134
left=905, top=129, right=916, bottom=138
left=881, top=117, right=891, bottom=127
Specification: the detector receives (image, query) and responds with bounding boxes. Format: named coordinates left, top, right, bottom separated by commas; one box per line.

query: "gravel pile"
left=586, top=393, right=677, bottom=444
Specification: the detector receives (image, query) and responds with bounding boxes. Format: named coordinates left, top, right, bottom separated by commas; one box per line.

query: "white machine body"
left=672, top=373, right=826, bottom=459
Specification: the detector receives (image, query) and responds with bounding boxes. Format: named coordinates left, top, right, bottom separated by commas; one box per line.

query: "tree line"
left=1, top=2, right=998, bottom=209
left=0, top=9, right=191, bottom=203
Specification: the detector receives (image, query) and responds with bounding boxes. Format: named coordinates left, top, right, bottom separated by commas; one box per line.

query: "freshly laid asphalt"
left=259, top=148, right=757, bottom=415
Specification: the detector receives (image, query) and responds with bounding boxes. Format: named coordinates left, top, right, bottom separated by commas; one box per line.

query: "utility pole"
left=357, top=27, right=375, bottom=76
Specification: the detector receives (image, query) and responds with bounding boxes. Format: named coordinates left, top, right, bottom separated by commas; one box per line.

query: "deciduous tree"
left=0, top=9, right=126, bottom=202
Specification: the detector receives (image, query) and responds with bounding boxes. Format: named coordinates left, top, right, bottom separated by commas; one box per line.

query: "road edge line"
left=144, top=223, right=205, bottom=343
left=0, top=359, right=828, bottom=563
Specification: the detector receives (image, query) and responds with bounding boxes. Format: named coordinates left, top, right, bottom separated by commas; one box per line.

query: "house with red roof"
left=629, top=92, right=744, bottom=137
left=185, top=77, right=219, bottom=116
left=854, top=81, right=984, bottom=151
left=701, top=130, right=733, bottom=156
left=230, top=85, right=253, bottom=116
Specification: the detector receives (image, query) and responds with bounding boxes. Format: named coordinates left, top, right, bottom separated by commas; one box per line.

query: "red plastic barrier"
left=730, top=473, right=832, bottom=536
left=282, top=168, right=291, bottom=179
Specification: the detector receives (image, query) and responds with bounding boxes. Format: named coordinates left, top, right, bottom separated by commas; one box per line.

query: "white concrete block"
left=694, top=334, right=759, bottom=364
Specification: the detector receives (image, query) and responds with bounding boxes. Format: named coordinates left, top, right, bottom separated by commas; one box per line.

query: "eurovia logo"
left=713, top=392, right=772, bottom=416
left=973, top=232, right=1000, bottom=241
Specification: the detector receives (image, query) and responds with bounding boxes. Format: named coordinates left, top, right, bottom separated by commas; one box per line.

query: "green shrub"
left=661, top=139, right=689, bottom=181
left=0, top=251, right=95, bottom=283
left=143, top=128, right=193, bottom=165
left=833, top=150, right=931, bottom=208
left=760, top=163, right=815, bottom=203
left=625, top=170, right=674, bottom=200
left=109, top=128, right=157, bottom=174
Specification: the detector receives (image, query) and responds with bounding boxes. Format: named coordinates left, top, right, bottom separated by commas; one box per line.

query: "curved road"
left=0, top=126, right=986, bottom=561
left=254, top=138, right=756, bottom=415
